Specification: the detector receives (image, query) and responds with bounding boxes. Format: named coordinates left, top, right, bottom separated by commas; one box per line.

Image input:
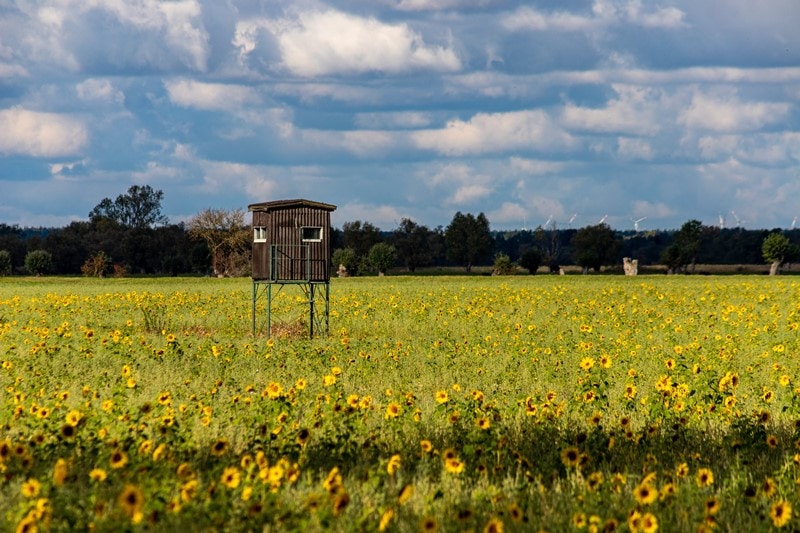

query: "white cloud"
left=698, top=131, right=800, bottom=165
left=76, top=79, right=125, bottom=105
left=426, top=163, right=494, bottom=206
left=0, top=108, right=88, bottom=157
left=562, top=85, right=660, bottom=135
left=393, top=0, right=494, bottom=11
left=503, top=1, right=686, bottom=32
left=50, top=158, right=89, bottom=176
left=502, top=6, right=599, bottom=31
left=630, top=199, right=673, bottom=219
left=412, top=110, right=573, bottom=155
left=165, top=79, right=260, bottom=111
left=335, top=202, right=407, bottom=229
left=697, top=135, right=740, bottom=159
left=24, top=0, right=209, bottom=71
left=85, top=0, right=209, bottom=71
left=509, top=157, right=562, bottom=175
left=679, top=91, right=791, bottom=132
left=487, top=202, right=528, bottom=226
left=199, top=160, right=278, bottom=199
left=623, top=0, right=686, bottom=28
left=0, top=62, right=29, bottom=79
left=617, top=137, right=653, bottom=159
left=338, top=131, right=400, bottom=158
left=355, top=112, right=433, bottom=129
left=264, top=9, right=461, bottom=76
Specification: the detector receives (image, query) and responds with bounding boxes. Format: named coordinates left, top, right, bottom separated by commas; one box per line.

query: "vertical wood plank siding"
left=249, top=200, right=335, bottom=282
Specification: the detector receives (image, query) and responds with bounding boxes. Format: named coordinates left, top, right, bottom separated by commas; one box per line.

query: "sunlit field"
left=2, top=275, right=800, bottom=532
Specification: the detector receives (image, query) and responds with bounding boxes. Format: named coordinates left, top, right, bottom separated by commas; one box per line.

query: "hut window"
left=301, top=226, right=323, bottom=242
left=253, top=227, right=267, bottom=242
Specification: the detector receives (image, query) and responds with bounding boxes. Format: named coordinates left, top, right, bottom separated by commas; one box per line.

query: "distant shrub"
left=81, top=251, right=111, bottom=277
left=0, top=250, right=11, bottom=276
left=492, top=253, right=516, bottom=275
left=519, top=247, right=543, bottom=274
left=24, top=250, right=52, bottom=276
left=113, top=264, right=129, bottom=278
left=368, top=243, right=397, bottom=276
left=333, top=248, right=358, bottom=276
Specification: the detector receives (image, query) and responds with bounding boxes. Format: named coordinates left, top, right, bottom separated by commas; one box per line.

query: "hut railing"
left=269, top=244, right=328, bottom=282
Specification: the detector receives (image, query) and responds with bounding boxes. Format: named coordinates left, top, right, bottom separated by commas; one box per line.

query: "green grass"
left=1, top=275, right=799, bottom=531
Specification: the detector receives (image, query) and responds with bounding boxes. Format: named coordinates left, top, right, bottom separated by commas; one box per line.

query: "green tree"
left=368, top=242, right=397, bottom=276
left=518, top=247, right=543, bottom=274
left=25, top=250, right=52, bottom=276
left=0, top=250, right=11, bottom=276
left=661, top=220, right=703, bottom=273
left=332, top=248, right=358, bottom=276
left=762, top=232, right=800, bottom=275
left=342, top=221, right=382, bottom=259
left=492, top=252, right=515, bottom=275
left=392, top=218, right=433, bottom=272
left=89, top=185, right=168, bottom=229
left=444, top=212, right=493, bottom=272
left=571, top=223, right=621, bottom=273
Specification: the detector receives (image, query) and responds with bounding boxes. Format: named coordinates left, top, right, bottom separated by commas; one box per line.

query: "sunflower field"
left=1, top=275, right=800, bottom=532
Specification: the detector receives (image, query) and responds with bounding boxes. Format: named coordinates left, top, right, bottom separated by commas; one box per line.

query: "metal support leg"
left=309, top=283, right=315, bottom=338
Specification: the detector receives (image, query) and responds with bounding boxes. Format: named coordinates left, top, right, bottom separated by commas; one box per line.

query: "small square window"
left=253, top=227, right=267, bottom=242
left=301, top=226, right=322, bottom=242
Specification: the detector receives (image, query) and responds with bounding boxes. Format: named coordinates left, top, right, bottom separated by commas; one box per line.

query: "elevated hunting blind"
left=248, top=199, right=337, bottom=338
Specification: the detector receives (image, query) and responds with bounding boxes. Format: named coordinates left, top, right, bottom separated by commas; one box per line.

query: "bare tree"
left=187, top=208, right=250, bottom=277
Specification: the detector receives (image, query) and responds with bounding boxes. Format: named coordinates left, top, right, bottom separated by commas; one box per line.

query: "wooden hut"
left=248, top=199, right=337, bottom=282
left=248, top=199, right=337, bottom=338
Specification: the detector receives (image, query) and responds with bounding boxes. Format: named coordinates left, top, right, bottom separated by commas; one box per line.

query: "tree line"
left=1, top=186, right=798, bottom=277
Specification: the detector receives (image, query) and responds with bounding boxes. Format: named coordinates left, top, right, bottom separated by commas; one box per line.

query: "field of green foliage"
left=1, top=275, right=800, bottom=532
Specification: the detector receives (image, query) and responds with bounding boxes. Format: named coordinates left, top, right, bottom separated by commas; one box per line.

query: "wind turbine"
left=717, top=212, right=726, bottom=230
left=730, top=210, right=745, bottom=229
left=543, top=215, right=555, bottom=230
left=598, top=214, right=608, bottom=225
left=792, top=216, right=797, bottom=230
left=631, top=217, right=646, bottom=233
left=568, top=213, right=578, bottom=228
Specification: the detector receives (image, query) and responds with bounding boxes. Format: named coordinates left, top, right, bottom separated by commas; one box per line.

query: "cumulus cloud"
left=164, top=79, right=260, bottom=111
left=412, top=110, right=573, bottom=155
left=426, top=163, right=494, bottom=206
left=76, top=79, right=125, bottom=105
left=0, top=108, right=88, bottom=157
left=630, top=199, right=673, bottom=219
left=248, top=9, right=461, bottom=76
left=487, top=201, right=528, bottom=226
left=199, top=160, right=278, bottom=199
left=562, top=85, right=660, bottom=135
left=23, top=0, right=209, bottom=72
left=678, top=91, right=791, bottom=132
left=50, top=158, right=89, bottom=176
left=338, top=131, right=401, bottom=158
left=503, top=1, right=686, bottom=31
left=502, top=6, right=598, bottom=32
left=335, top=202, right=407, bottom=229
left=622, top=0, right=687, bottom=28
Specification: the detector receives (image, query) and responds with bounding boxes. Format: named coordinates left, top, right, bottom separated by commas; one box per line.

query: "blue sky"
left=1, top=0, right=799, bottom=232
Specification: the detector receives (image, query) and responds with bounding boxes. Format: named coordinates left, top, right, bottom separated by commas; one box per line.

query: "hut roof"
left=248, top=199, right=337, bottom=213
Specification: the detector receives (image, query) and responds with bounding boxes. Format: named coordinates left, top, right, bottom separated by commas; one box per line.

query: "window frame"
left=253, top=226, right=267, bottom=243
left=301, top=226, right=323, bottom=243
